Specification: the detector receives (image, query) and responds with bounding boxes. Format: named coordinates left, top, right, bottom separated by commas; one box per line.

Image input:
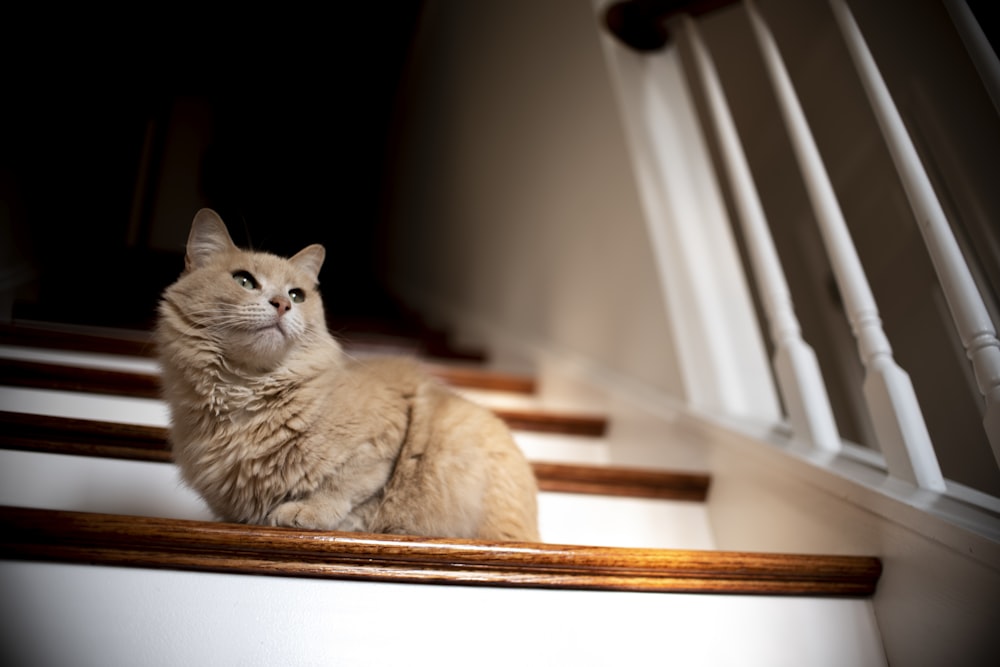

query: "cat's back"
left=349, top=355, right=540, bottom=541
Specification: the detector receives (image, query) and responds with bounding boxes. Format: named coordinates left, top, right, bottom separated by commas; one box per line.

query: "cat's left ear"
left=290, top=244, right=326, bottom=284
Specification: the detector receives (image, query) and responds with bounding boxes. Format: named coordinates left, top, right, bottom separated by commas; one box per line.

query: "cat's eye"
left=232, top=271, right=258, bottom=291
left=289, top=288, right=306, bottom=304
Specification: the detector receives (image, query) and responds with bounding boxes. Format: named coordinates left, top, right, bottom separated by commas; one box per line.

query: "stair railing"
left=678, top=13, right=841, bottom=454
left=741, top=0, right=945, bottom=491
left=602, top=0, right=1000, bottom=494
left=827, top=0, right=1000, bottom=471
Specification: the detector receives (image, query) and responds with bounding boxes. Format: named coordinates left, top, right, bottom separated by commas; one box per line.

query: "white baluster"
left=744, top=0, right=946, bottom=491
left=829, top=0, right=1000, bottom=469
left=679, top=16, right=840, bottom=452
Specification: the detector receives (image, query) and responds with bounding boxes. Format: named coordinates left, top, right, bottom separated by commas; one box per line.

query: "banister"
left=743, top=0, right=946, bottom=491
left=601, top=0, right=739, bottom=51
left=677, top=14, right=841, bottom=452
left=829, top=0, right=1000, bottom=469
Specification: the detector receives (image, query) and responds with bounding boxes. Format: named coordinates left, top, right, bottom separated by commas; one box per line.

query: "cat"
left=156, top=208, right=539, bottom=541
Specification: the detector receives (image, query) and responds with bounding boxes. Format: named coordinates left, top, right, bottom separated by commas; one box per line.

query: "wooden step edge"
left=0, top=359, right=602, bottom=435
left=0, top=411, right=696, bottom=500
left=423, top=363, right=536, bottom=394
left=0, top=411, right=172, bottom=462
left=532, top=462, right=709, bottom=502
left=0, top=321, right=157, bottom=358
left=0, top=355, right=540, bottom=399
left=0, top=352, right=538, bottom=398
left=0, top=321, right=491, bottom=367
left=0, top=505, right=882, bottom=597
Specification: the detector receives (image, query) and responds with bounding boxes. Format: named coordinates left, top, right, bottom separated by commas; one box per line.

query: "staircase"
left=0, top=319, right=886, bottom=666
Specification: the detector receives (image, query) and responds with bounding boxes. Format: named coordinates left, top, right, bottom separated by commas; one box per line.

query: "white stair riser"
left=0, top=448, right=713, bottom=549
left=0, top=560, right=887, bottom=667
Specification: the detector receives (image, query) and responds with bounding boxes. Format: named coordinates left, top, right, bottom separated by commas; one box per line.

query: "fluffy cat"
left=156, top=208, right=539, bottom=541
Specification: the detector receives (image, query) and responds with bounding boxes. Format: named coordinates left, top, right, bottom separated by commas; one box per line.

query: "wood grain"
left=0, top=505, right=882, bottom=596
left=532, top=462, right=709, bottom=501
left=0, top=358, right=603, bottom=436
left=0, top=411, right=701, bottom=500
left=0, top=411, right=172, bottom=463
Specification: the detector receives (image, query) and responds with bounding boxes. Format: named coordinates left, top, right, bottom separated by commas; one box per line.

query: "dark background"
left=1, top=3, right=427, bottom=333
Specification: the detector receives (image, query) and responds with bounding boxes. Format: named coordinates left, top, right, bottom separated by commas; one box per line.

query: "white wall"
left=383, top=0, right=686, bottom=399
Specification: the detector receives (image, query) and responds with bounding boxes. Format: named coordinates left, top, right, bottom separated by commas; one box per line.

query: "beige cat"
left=156, top=209, right=539, bottom=541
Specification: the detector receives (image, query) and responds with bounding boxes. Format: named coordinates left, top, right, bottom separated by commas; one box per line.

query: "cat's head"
left=160, top=208, right=328, bottom=372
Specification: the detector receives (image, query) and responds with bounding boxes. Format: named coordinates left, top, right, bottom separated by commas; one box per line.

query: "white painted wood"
left=0, top=561, right=886, bottom=667
left=679, top=14, right=840, bottom=453
left=0, top=447, right=712, bottom=550
left=744, top=0, right=945, bottom=491
left=692, top=408, right=1000, bottom=667
left=0, top=449, right=213, bottom=521
left=829, top=0, right=1000, bottom=470
left=594, top=6, right=781, bottom=422
left=0, top=385, right=170, bottom=426
left=0, top=343, right=161, bottom=373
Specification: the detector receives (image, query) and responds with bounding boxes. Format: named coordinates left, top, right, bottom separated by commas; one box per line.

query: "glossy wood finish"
left=0, top=411, right=172, bottom=463
left=0, top=357, right=161, bottom=399
left=424, top=363, right=536, bottom=394
left=0, top=320, right=479, bottom=360
left=0, top=359, right=603, bottom=436
left=532, top=462, right=709, bottom=501
left=0, top=505, right=881, bottom=596
left=0, top=411, right=700, bottom=500
left=0, top=321, right=157, bottom=358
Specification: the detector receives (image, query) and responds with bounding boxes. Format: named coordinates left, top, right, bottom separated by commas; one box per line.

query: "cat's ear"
left=290, top=244, right=326, bottom=284
left=185, top=209, right=238, bottom=271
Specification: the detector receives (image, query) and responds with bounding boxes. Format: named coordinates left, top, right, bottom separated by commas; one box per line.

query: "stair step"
left=0, top=411, right=704, bottom=501
left=0, top=358, right=602, bottom=436
left=0, top=320, right=488, bottom=365
left=0, top=321, right=157, bottom=358
left=1, top=320, right=533, bottom=392
left=0, top=505, right=881, bottom=596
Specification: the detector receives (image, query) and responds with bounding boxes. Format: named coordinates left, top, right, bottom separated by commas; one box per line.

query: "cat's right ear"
left=185, top=209, right=238, bottom=272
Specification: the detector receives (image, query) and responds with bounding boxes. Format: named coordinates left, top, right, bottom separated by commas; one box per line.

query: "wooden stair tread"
left=0, top=358, right=600, bottom=436
left=0, top=321, right=157, bottom=358
left=0, top=505, right=882, bottom=596
left=0, top=354, right=538, bottom=399
left=1, top=319, right=523, bottom=386
left=0, top=320, right=489, bottom=366
left=0, top=411, right=705, bottom=501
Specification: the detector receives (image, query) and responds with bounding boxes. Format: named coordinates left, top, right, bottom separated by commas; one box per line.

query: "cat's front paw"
left=267, top=501, right=336, bottom=530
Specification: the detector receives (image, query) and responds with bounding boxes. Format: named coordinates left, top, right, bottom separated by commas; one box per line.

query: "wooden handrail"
left=0, top=411, right=705, bottom=501
left=0, top=358, right=602, bottom=436
left=0, top=505, right=881, bottom=596
left=602, top=0, right=738, bottom=51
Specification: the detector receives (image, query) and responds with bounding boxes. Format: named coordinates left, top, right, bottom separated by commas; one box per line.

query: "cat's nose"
left=270, top=296, right=292, bottom=316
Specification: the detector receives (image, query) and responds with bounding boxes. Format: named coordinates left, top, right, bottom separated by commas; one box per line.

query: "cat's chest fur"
left=162, top=346, right=420, bottom=524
